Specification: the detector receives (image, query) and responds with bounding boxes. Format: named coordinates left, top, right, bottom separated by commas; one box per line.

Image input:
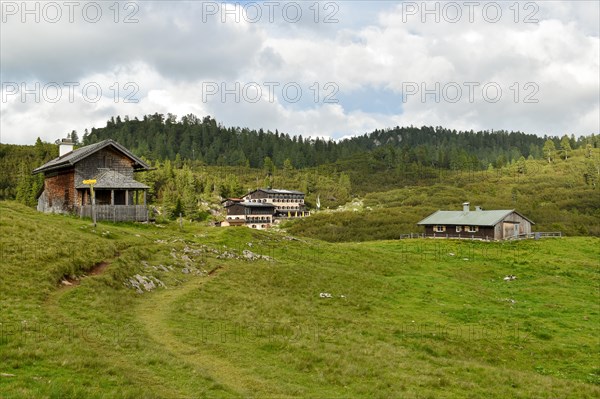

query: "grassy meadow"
left=0, top=201, right=599, bottom=398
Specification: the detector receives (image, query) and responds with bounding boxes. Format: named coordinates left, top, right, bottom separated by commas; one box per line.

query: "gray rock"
left=242, top=249, right=273, bottom=262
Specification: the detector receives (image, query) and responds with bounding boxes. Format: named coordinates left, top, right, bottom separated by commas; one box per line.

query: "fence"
left=505, top=232, right=562, bottom=240
left=399, top=232, right=562, bottom=241
left=77, top=205, right=148, bottom=222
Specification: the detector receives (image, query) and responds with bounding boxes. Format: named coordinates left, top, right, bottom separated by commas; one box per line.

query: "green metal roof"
left=417, top=209, right=533, bottom=226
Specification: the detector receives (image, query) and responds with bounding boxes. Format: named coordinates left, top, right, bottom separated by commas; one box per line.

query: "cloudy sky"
left=1, top=1, right=598, bottom=144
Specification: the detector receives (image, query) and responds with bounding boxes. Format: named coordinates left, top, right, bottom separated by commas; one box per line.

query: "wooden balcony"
left=274, top=211, right=310, bottom=219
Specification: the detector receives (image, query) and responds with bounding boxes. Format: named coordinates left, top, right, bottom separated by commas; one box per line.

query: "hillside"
left=1, top=130, right=599, bottom=239
left=0, top=202, right=598, bottom=398
left=287, top=147, right=600, bottom=241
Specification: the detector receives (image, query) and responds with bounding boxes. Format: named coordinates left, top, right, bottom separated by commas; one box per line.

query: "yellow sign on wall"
left=82, top=179, right=96, bottom=185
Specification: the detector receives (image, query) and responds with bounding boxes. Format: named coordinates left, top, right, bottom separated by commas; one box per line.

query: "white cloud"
left=1, top=1, right=598, bottom=144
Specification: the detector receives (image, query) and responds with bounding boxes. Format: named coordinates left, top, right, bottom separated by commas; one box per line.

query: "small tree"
left=171, top=198, right=184, bottom=219
left=583, top=161, right=599, bottom=188
left=283, top=158, right=294, bottom=175
left=263, top=175, right=272, bottom=189
left=70, top=130, right=79, bottom=145
left=517, top=156, right=527, bottom=174
left=263, top=156, right=275, bottom=177
left=495, top=154, right=507, bottom=169
left=174, top=153, right=183, bottom=169
left=560, top=135, right=572, bottom=160
left=543, top=139, right=556, bottom=163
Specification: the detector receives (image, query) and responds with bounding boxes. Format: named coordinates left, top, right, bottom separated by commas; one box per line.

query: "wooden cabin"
left=33, top=139, right=151, bottom=222
left=417, top=202, right=534, bottom=240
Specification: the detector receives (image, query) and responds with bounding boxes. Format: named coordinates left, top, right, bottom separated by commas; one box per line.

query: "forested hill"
left=80, top=113, right=595, bottom=169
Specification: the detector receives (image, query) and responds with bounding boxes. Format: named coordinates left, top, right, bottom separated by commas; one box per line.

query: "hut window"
left=103, top=156, right=112, bottom=168
left=467, top=226, right=478, bottom=233
left=434, top=225, right=445, bottom=232
left=456, top=226, right=462, bottom=232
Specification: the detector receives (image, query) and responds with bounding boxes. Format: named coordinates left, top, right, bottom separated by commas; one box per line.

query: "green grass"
left=1, top=201, right=599, bottom=398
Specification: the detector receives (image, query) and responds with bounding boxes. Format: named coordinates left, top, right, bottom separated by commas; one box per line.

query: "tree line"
left=79, top=113, right=599, bottom=170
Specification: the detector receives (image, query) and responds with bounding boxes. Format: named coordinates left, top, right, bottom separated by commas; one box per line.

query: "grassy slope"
left=287, top=149, right=600, bottom=241
left=0, top=201, right=599, bottom=398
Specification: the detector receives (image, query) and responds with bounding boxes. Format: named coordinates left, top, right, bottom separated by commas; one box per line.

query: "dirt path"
left=48, top=252, right=288, bottom=396
left=60, top=253, right=119, bottom=287
left=134, top=268, right=288, bottom=398
left=88, top=260, right=110, bottom=275
left=44, top=276, right=190, bottom=398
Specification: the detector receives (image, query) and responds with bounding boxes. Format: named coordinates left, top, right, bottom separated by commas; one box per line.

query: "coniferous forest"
left=79, top=113, right=586, bottom=169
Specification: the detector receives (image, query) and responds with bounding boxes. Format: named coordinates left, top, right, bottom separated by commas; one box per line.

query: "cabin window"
left=456, top=226, right=462, bottom=232
left=434, top=225, right=445, bottom=232
left=103, top=155, right=113, bottom=168
left=467, top=226, right=478, bottom=233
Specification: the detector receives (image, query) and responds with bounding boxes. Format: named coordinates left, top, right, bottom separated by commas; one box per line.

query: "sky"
left=1, top=0, right=599, bottom=144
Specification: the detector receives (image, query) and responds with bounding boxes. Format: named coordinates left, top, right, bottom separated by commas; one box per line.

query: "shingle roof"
left=75, top=169, right=149, bottom=189
left=417, top=209, right=534, bottom=226
left=32, top=139, right=150, bottom=174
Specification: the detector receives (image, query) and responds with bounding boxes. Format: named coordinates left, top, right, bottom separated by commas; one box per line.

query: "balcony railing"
left=77, top=205, right=148, bottom=222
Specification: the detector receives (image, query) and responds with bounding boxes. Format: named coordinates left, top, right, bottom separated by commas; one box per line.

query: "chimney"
left=462, top=202, right=470, bottom=213
left=58, top=138, right=74, bottom=156
left=475, top=206, right=482, bottom=211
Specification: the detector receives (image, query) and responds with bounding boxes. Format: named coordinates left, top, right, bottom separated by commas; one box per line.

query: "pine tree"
left=583, top=161, right=598, bottom=188
left=543, top=140, right=556, bottom=163
left=70, top=130, right=79, bottom=145
left=263, top=156, right=275, bottom=177
left=172, top=197, right=184, bottom=219
left=585, top=143, right=593, bottom=158
left=560, top=135, right=572, bottom=160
